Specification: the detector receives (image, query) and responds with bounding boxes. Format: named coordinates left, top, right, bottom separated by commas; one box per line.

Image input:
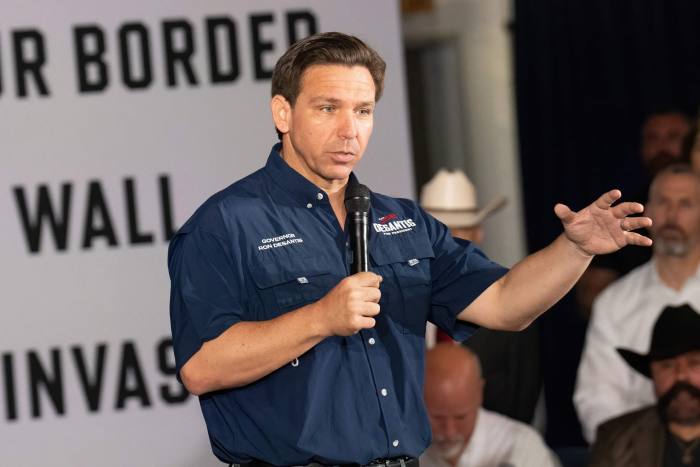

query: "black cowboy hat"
left=616, top=304, right=700, bottom=378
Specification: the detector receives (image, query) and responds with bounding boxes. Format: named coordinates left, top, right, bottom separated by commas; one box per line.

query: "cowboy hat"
left=617, top=304, right=700, bottom=378
left=419, top=169, right=507, bottom=228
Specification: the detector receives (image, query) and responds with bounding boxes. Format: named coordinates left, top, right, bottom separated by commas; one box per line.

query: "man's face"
left=651, top=351, right=700, bottom=426
left=424, top=376, right=482, bottom=463
left=641, top=113, right=690, bottom=175
left=272, top=64, right=375, bottom=189
left=646, top=173, right=700, bottom=257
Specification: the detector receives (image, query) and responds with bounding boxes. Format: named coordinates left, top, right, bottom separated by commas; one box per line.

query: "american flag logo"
left=378, top=213, right=398, bottom=224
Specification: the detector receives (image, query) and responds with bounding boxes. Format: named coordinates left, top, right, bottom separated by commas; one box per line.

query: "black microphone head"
left=344, top=182, right=371, bottom=213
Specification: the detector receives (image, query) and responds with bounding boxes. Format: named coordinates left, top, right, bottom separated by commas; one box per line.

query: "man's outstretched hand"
left=554, top=189, right=653, bottom=257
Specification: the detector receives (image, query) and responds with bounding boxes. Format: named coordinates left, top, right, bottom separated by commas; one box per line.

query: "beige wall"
left=403, top=0, right=527, bottom=266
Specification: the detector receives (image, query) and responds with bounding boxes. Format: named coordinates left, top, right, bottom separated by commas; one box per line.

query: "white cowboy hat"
left=420, top=169, right=507, bottom=228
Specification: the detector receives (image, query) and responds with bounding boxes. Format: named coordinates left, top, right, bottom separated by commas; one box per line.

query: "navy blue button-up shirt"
left=168, top=144, right=508, bottom=465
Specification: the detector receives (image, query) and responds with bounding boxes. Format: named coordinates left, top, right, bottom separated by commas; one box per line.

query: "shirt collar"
left=648, top=256, right=700, bottom=291
left=264, top=142, right=359, bottom=206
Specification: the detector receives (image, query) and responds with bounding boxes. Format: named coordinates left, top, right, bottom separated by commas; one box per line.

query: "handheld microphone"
left=344, top=182, right=371, bottom=274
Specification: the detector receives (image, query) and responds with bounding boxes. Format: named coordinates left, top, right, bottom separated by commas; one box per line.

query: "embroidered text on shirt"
left=258, top=233, right=304, bottom=251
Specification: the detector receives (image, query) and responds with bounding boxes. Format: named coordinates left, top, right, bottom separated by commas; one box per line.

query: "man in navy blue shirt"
left=168, top=32, right=652, bottom=466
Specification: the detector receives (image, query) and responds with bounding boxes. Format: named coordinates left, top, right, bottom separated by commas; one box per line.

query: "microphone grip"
left=350, top=212, right=369, bottom=274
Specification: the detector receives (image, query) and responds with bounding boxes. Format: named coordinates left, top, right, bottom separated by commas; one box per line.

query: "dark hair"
left=648, top=162, right=700, bottom=201
left=650, top=162, right=697, bottom=190
left=271, top=32, right=386, bottom=139
left=655, top=162, right=694, bottom=176
left=642, top=107, right=693, bottom=125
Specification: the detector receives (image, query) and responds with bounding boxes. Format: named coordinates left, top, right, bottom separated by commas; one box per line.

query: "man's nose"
left=665, top=204, right=679, bottom=222
left=676, top=359, right=690, bottom=381
left=338, top=111, right=358, bottom=139
left=443, top=418, right=458, bottom=438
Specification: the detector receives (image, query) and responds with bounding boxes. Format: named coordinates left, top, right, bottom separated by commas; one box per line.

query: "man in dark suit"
left=589, top=304, right=700, bottom=467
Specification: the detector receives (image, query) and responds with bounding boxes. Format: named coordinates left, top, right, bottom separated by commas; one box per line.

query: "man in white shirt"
left=421, top=343, right=560, bottom=467
left=574, top=163, right=700, bottom=443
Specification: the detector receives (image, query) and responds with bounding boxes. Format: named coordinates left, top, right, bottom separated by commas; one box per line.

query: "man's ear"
left=271, top=95, right=291, bottom=135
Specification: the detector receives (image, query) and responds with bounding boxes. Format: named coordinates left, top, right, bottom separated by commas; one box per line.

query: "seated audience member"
left=589, top=304, right=700, bottom=467
left=576, top=110, right=692, bottom=319
left=575, top=164, right=700, bottom=443
left=421, top=344, right=560, bottom=467
left=686, top=119, right=700, bottom=173
left=421, top=169, right=541, bottom=424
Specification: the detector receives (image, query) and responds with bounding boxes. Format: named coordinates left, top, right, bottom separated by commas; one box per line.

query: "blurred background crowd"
left=402, top=1, right=700, bottom=466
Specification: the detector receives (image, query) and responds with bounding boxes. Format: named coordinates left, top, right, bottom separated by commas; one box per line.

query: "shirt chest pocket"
left=250, top=256, right=336, bottom=318
left=370, top=239, right=435, bottom=335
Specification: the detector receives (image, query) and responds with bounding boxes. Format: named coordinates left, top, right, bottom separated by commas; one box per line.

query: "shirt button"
left=392, top=440, right=399, bottom=447
left=317, top=193, right=324, bottom=200
left=380, top=388, right=388, bottom=397
left=368, top=337, right=376, bottom=345
left=306, top=203, right=312, bottom=209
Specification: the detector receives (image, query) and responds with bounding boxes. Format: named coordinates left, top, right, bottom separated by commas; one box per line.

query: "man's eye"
left=320, top=106, right=334, bottom=113
left=358, top=108, right=372, bottom=115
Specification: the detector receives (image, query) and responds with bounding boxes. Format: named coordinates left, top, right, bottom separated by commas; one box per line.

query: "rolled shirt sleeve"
left=168, top=211, right=247, bottom=375
left=421, top=207, right=509, bottom=341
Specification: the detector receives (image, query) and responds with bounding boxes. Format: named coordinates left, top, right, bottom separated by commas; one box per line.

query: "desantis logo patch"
left=378, top=213, right=398, bottom=224
left=373, top=213, right=416, bottom=235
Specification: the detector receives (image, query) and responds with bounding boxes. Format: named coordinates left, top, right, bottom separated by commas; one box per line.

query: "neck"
left=446, top=440, right=469, bottom=467
left=278, top=141, right=349, bottom=227
left=328, top=185, right=348, bottom=229
left=655, top=248, right=700, bottom=290
left=669, top=422, right=700, bottom=442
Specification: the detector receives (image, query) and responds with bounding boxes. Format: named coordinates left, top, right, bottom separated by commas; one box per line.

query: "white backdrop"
left=0, top=1, right=413, bottom=465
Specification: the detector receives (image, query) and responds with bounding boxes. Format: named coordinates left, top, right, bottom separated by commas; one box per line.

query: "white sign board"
left=0, top=1, right=413, bottom=465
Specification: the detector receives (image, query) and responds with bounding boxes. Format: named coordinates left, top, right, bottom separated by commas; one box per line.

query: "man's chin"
left=659, top=383, right=700, bottom=425
left=667, top=395, right=700, bottom=425
left=434, top=441, right=466, bottom=461
left=321, top=165, right=356, bottom=182
left=654, top=238, right=689, bottom=256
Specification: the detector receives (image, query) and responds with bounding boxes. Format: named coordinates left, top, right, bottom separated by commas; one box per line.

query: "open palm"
left=555, top=190, right=652, bottom=256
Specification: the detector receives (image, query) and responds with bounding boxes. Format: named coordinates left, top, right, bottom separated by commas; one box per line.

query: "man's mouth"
left=330, top=151, right=356, bottom=162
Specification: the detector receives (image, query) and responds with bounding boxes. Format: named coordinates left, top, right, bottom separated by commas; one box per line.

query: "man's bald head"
left=425, top=343, right=482, bottom=392
left=424, top=344, right=484, bottom=464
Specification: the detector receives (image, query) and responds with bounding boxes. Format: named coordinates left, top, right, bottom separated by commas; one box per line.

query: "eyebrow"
left=309, top=96, right=375, bottom=107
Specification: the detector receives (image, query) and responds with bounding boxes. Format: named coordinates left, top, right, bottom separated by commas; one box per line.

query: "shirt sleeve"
left=509, top=423, right=562, bottom=467
left=573, top=291, right=639, bottom=443
left=168, top=218, right=247, bottom=375
left=421, top=208, right=509, bottom=341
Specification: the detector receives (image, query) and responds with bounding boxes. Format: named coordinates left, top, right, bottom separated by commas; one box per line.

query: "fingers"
left=344, top=273, right=382, bottom=302
left=611, top=201, right=645, bottom=218
left=359, top=302, right=381, bottom=317
left=362, top=286, right=382, bottom=303
left=624, top=231, right=653, bottom=247
left=357, top=316, right=376, bottom=330
left=554, top=203, right=575, bottom=222
left=350, top=288, right=380, bottom=313
left=620, top=216, right=652, bottom=232
left=594, top=189, right=622, bottom=209
left=352, top=271, right=383, bottom=287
